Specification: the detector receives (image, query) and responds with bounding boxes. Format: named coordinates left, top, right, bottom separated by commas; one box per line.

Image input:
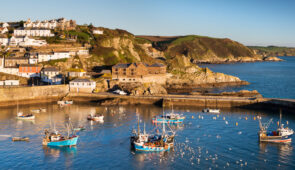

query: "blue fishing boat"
left=43, top=123, right=78, bottom=146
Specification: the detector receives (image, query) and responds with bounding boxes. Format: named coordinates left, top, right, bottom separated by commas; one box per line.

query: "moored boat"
left=16, top=112, right=35, bottom=120
left=202, top=108, right=220, bottom=114
left=152, top=113, right=185, bottom=123
left=131, top=114, right=175, bottom=152
left=12, top=137, right=29, bottom=141
left=57, top=100, right=73, bottom=106
left=87, top=114, right=104, bottom=122
left=31, top=109, right=41, bottom=113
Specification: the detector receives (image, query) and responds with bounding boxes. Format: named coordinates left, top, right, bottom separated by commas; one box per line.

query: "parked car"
left=113, top=89, right=127, bottom=95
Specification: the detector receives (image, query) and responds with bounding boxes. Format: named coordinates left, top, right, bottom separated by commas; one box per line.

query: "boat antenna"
left=280, top=109, right=282, bottom=128
left=67, top=123, right=70, bottom=138
left=137, top=115, right=140, bottom=135
left=144, top=122, right=146, bottom=135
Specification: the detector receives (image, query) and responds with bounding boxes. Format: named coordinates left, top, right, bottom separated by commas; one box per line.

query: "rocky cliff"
left=249, top=46, right=295, bottom=57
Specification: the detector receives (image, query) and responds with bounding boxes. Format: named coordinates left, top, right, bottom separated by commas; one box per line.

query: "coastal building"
left=77, top=49, right=89, bottom=55
left=37, top=51, right=70, bottom=62
left=0, top=80, right=19, bottom=86
left=41, top=67, right=62, bottom=85
left=23, top=18, right=76, bottom=30
left=69, top=78, right=96, bottom=93
left=4, top=57, right=29, bottom=68
left=92, top=29, right=103, bottom=35
left=18, top=64, right=41, bottom=78
left=14, top=28, right=54, bottom=37
left=112, top=62, right=167, bottom=83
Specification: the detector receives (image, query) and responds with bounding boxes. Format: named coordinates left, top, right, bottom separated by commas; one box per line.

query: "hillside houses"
left=24, top=18, right=76, bottom=30
left=18, top=64, right=41, bottom=78
left=0, top=27, right=8, bottom=34
left=14, top=28, right=54, bottom=37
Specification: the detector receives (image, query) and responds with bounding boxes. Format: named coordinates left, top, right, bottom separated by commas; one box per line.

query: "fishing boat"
left=152, top=104, right=185, bottom=123
left=87, top=114, right=104, bottom=121
left=73, top=126, right=86, bottom=131
left=131, top=113, right=175, bottom=152
left=42, top=124, right=78, bottom=147
left=202, top=108, right=220, bottom=114
left=152, top=113, right=185, bottom=123
left=258, top=111, right=293, bottom=143
left=16, top=112, right=35, bottom=120
left=12, top=137, right=29, bottom=141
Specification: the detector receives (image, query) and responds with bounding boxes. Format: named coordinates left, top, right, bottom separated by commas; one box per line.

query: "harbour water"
left=0, top=103, right=295, bottom=169
left=200, top=56, right=295, bottom=99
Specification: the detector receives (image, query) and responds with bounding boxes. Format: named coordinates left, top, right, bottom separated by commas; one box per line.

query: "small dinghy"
left=16, top=112, right=35, bottom=120
left=12, top=137, right=29, bottom=141
left=73, top=127, right=86, bottom=131
left=87, top=114, right=104, bottom=122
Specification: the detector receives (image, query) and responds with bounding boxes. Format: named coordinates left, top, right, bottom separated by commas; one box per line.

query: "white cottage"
left=14, top=28, right=54, bottom=37
left=69, top=78, right=96, bottom=93
left=41, top=67, right=62, bottom=85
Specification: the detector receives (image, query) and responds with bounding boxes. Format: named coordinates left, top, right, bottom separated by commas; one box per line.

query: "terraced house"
left=112, top=63, right=167, bottom=84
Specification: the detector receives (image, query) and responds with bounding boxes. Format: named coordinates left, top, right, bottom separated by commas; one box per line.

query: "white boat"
left=31, top=109, right=41, bottom=113
left=40, top=108, right=46, bottom=112
left=16, top=112, right=35, bottom=120
left=202, top=108, right=220, bottom=114
left=87, top=114, right=104, bottom=122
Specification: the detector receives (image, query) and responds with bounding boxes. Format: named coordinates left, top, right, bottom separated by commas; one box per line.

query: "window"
left=115, top=68, right=118, bottom=71
left=129, top=79, right=131, bottom=81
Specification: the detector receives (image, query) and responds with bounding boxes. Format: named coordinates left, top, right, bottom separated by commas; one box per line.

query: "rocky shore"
left=191, top=56, right=283, bottom=64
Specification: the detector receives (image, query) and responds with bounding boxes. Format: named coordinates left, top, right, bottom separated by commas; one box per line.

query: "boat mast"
left=144, top=122, right=146, bottom=135
left=162, top=107, right=165, bottom=135
left=137, top=115, right=140, bottom=135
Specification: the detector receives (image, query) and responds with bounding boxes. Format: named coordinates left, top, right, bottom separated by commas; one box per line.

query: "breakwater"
left=67, top=92, right=295, bottom=112
left=0, top=85, right=69, bottom=107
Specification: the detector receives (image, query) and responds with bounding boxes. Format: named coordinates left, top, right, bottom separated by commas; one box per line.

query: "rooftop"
left=43, top=67, right=59, bottom=72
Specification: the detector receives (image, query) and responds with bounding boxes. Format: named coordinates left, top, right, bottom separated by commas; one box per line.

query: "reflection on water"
left=0, top=103, right=294, bottom=169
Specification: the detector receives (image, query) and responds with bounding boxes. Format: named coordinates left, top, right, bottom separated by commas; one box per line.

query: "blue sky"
left=1, top=0, right=295, bottom=47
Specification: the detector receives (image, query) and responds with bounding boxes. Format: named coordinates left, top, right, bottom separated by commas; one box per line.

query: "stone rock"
left=130, top=83, right=167, bottom=96
left=263, top=56, right=283, bottom=61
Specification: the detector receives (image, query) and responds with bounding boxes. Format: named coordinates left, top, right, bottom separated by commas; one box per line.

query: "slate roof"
left=43, top=67, right=59, bottom=72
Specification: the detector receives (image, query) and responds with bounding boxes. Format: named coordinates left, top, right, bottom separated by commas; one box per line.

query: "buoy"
left=236, top=122, right=238, bottom=126
left=223, top=117, right=225, bottom=120
left=245, top=117, right=248, bottom=120
left=254, top=117, right=256, bottom=120
left=199, top=115, right=201, bottom=119
left=277, top=121, right=279, bottom=126
left=286, top=121, right=289, bottom=125
left=192, top=116, right=194, bottom=119
left=217, top=115, right=219, bottom=118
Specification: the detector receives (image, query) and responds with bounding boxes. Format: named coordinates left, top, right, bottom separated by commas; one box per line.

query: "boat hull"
left=134, top=143, right=172, bottom=152
left=43, top=136, right=79, bottom=146
left=259, top=135, right=292, bottom=143
left=16, top=115, right=35, bottom=120
left=152, top=118, right=184, bottom=124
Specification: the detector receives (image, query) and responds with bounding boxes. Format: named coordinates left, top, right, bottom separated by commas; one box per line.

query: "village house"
left=69, top=78, right=96, bottom=93
left=92, top=29, right=104, bottom=35
left=41, top=67, right=62, bottom=85
left=112, top=62, right=167, bottom=84
left=18, top=64, right=41, bottom=78
left=4, top=57, right=29, bottom=67
left=0, top=80, right=19, bottom=86
left=0, top=27, right=8, bottom=34
left=14, top=28, right=54, bottom=37
left=68, top=69, right=87, bottom=78
left=0, top=22, right=9, bottom=28
left=37, top=51, right=70, bottom=62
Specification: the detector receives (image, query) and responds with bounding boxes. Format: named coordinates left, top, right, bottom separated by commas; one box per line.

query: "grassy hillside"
left=248, top=46, right=295, bottom=56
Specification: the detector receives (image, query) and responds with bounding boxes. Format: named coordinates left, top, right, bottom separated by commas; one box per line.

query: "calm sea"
left=200, top=56, right=295, bottom=99
left=0, top=103, right=294, bottom=169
